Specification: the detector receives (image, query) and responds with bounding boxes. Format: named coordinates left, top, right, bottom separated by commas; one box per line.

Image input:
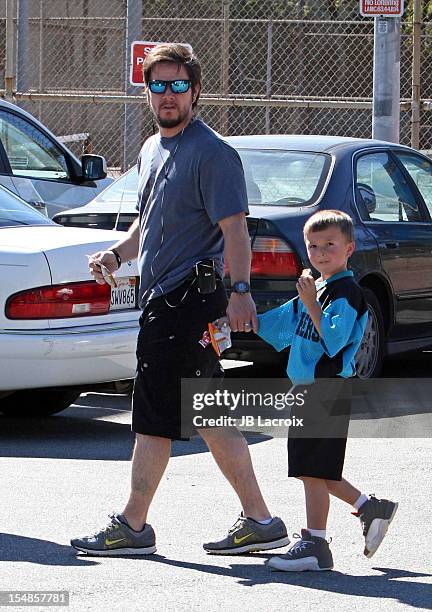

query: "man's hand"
left=87, top=218, right=139, bottom=284
left=226, top=292, right=258, bottom=333
left=296, top=268, right=317, bottom=310
left=87, top=250, right=118, bottom=285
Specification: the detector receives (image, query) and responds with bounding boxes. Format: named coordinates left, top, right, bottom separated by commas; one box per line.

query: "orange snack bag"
left=208, top=320, right=232, bottom=357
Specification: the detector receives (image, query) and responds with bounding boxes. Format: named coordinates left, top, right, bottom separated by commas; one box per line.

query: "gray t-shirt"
left=135, top=118, right=249, bottom=307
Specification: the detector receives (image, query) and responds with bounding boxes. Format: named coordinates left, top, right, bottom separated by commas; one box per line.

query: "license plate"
left=110, top=277, right=137, bottom=310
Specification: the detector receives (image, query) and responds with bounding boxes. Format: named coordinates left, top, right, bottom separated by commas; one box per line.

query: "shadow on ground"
left=1, top=352, right=431, bottom=458
left=1, top=536, right=429, bottom=610
left=0, top=533, right=98, bottom=566
left=0, top=408, right=270, bottom=460
left=101, top=554, right=432, bottom=610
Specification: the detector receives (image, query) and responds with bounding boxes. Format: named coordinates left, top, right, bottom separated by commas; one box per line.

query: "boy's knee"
left=297, top=475, right=323, bottom=484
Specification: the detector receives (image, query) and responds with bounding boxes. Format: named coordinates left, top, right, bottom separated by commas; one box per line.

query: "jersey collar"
left=316, top=269, right=354, bottom=290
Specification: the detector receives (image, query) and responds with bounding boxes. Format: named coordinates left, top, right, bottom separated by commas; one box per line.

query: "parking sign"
left=130, top=41, right=161, bottom=86
left=130, top=41, right=193, bottom=86
left=359, top=0, right=404, bottom=17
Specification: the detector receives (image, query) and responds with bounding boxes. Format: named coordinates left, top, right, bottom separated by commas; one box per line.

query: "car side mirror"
left=356, top=183, right=376, bottom=214
left=29, top=201, right=48, bottom=217
left=81, top=154, right=107, bottom=181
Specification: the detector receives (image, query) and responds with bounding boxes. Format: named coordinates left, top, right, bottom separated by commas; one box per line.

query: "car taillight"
left=224, top=236, right=301, bottom=278
left=6, top=281, right=111, bottom=319
left=251, top=236, right=302, bottom=278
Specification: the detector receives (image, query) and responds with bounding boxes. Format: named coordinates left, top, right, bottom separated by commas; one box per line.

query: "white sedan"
left=0, top=186, right=139, bottom=417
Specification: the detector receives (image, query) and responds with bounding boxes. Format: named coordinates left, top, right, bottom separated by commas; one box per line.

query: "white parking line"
left=71, top=404, right=131, bottom=413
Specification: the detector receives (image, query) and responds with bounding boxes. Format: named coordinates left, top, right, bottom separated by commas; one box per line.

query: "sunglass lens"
left=149, top=81, right=166, bottom=94
left=171, top=80, right=191, bottom=93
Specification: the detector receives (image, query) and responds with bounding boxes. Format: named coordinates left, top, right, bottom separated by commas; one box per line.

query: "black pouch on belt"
left=195, top=259, right=217, bottom=294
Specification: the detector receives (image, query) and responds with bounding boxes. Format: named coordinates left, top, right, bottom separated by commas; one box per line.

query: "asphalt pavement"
left=1, top=355, right=431, bottom=612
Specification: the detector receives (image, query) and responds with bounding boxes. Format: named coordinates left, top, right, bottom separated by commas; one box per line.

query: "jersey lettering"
left=295, top=312, right=320, bottom=343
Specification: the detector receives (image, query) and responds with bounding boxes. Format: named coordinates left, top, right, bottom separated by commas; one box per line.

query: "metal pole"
left=372, top=16, right=401, bottom=142
left=5, top=0, right=15, bottom=100
left=411, top=0, right=422, bottom=150
left=293, top=1, right=305, bottom=133
left=80, top=0, right=90, bottom=142
left=39, top=0, right=44, bottom=91
left=38, top=0, right=44, bottom=120
left=124, top=0, right=143, bottom=171
left=17, top=0, right=29, bottom=92
left=220, top=0, right=230, bottom=135
left=265, top=20, right=273, bottom=134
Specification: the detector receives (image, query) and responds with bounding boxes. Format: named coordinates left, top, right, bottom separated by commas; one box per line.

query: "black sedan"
left=54, top=135, right=432, bottom=378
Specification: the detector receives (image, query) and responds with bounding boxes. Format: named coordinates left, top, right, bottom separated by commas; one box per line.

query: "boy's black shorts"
left=132, top=279, right=227, bottom=441
left=288, top=378, right=352, bottom=481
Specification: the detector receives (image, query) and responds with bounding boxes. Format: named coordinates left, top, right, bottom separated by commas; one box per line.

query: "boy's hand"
left=296, top=268, right=317, bottom=309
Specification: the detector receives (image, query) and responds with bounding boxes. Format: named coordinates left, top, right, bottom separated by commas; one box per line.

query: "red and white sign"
left=360, top=0, right=404, bottom=17
left=130, top=41, right=161, bottom=86
left=130, top=41, right=193, bottom=86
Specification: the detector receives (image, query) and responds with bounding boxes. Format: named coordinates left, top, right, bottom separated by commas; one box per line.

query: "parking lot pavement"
left=0, top=358, right=431, bottom=611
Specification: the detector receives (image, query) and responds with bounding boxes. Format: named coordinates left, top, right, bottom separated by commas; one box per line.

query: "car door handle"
left=383, top=241, right=400, bottom=249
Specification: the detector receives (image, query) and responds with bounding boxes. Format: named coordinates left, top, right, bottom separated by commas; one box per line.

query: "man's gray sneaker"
left=203, top=513, right=289, bottom=554
left=71, top=514, right=156, bottom=556
left=266, top=529, right=334, bottom=572
left=353, top=495, right=398, bottom=558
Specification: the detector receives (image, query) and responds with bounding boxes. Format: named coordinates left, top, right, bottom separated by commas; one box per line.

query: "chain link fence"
left=420, top=15, right=432, bottom=152
left=0, top=0, right=431, bottom=174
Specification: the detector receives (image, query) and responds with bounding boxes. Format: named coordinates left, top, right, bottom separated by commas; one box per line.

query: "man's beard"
left=155, top=107, right=189, bottom=129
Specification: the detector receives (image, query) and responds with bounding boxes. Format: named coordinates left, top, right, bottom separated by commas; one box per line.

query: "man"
left=71, top=43, right=288, bottom=556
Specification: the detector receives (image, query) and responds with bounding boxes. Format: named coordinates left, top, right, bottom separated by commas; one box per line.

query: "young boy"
left=257, top=210, right=398, bottom=571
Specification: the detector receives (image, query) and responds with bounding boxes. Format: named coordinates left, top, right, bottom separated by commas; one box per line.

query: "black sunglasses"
left=148, top=79, right=192, bottom=94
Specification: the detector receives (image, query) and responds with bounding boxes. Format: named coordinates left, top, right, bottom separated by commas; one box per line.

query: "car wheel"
left=0, top=387, right=81, bottom=417
left=355, top=288, right=385, bottom=379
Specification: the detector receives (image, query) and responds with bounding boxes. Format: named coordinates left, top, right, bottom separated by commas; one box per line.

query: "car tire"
left=0, top=387, right=81, bottom=417
left=355, top=287, right=385, bottom=379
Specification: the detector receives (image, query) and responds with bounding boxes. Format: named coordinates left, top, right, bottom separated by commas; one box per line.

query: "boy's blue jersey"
left=257, top=270, right=368, bottom=385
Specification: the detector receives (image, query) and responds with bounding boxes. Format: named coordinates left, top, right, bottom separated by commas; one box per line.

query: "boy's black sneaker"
left=354, top=495, right=398, bottom=558
left=266, top=529, right=333, bottom=572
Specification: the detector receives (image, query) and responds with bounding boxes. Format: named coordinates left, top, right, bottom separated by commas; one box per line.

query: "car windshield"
left=238, top=149, right=330, bottom=206
left=93, top=166, right=138, bottom=204
left=0, top=186, right=54, bottom=228
left=90, top=149, right=330, bottom=209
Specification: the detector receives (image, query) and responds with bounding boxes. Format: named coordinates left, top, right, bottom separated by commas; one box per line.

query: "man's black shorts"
left=132, top=279, right=227, bottom=441
left=288, top=378, right=352, bottom=481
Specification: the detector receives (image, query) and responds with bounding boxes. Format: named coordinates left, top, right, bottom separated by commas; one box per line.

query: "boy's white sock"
left=308, top=528, right=326, bottom=539
left=353, top=493, right=369, bottom=511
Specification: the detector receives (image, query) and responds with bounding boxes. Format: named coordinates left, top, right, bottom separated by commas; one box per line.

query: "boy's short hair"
left=303, top=210, right=354, bottom=243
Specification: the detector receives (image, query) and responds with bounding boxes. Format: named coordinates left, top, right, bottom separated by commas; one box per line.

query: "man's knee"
left=133, top=433, right=172, bottom=455
left=198, top=426, right=244, bottom=445
left=135, top=432, right=171, bottom=443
